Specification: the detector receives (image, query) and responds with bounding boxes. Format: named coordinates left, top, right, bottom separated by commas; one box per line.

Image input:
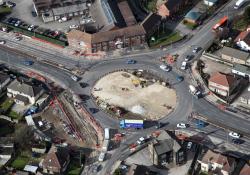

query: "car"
left=14, top=20, right=22, bottom=27
left=92, top=164, right=101, bottom=173
left=177, top=123, right=187, bottom=129
left=23, top=60, right=34, bottom=66
left=71, top=75, right=78, bottom=81
left=187, top=142, right=192, bottom=149
left=185, top=55, right=193, bottom=61
left=5, top=1, right=16, bottom=8
left=176, top=76, right=184, bottom=82
left=137, top=137, right=145, bottom=145
left=0, top=40, right=6, bottom=45
left=69, top=25, right=79, bottom=29
left=28, top=25, right=35, bottom=31
left=31, top=11, right=37, bottom=17
left=155, top=122, right=162, bottom=129
left=229, top=132, right=241, bottom=139
left=181, top=61, right=187, bottom=70
left=160, top=64, right=171, bottom=72
left=15, top=36, right=22, bottom=41
left=126, top=59, right=136, bottom=64
left=192, top=47, right=199, bottom=53
left=232, top=138, right=244, bottom=144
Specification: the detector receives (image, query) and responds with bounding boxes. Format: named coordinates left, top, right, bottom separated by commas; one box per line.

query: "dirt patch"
left=92, top=71, right=177, bottom=120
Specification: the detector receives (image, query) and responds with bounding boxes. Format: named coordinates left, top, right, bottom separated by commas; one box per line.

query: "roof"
left=128, top=164, right=150, bottom=175
left=185, top=11, right=202, bottom=21
left=221, top=46, right=249, bottom=61
left=165, top=0, right=184, bottom=9
left=42, top=147, right=69, bottom=170
left=154, top=139, right=174, bottom=155
left=204, top=0, right=219, bottom=3
left=52, top=4, right=87, bottom=16
left=209, top=72, right=236, bottom=88
left=0, top=146, right=14, bottom=156
left=24, top=165, right=38, bottom=173
left=201, top=150, right=235, bottom=172
left=232, top=64, right=250, bottom=75
left=240, top=164, right=250, bottom=175
left=235, top=29, right=250, bottom=46
left=7, top=80, right=43, bottom=97
left=140, top=12, right=161, bottom=33
left=117, top=0, right=137, bottom=26
left=0, top=73, right=9, bottom=84
left=15, top=94, right=29, bottom=103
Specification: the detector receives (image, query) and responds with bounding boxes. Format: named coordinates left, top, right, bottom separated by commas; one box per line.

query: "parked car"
left=160, top=64, right=171, bottom=72
left=177, top=123, right=187, bottom=129
left=14, top=36, right=22, bottom=41
left=232, top=138, right=244, bottom=144
left=126, top=59, right=136, bottom=64
left=69, top=25, right=79, bottom=29
left=28, top=25, right=35, bottom=31
left=0, top=40, right=6, bottom=45
left=23, top=60, right=34, bottom=66
left=31, top=11, right=37, bottom=17
left=229, top=132, right=241, bottom=139
left=181, top=61, right=187, bottom=70
left=71, top=75, right=79, bottom=81
left=5, top=1, right=16, bottom=8
left=176, top=76, right=184, bottom=82
left=187, top=142, right=192, bottom=149
left=192, top=47, right=200, bottom=53
left=14, top=20, right=22, bottom=27
left=136, top=137, right=145, bottom=145
left=185, top=55, right=193, bottom=61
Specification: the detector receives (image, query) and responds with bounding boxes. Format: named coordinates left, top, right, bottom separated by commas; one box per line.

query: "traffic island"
left=92, top=70, right=177, bottom=120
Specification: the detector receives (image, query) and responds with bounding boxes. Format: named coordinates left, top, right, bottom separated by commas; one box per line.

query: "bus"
left=212, top=16, right=228, bottom=30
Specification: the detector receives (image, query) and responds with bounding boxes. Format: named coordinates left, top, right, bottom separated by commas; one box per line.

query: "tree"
left=113, top=168, right=122, bottom=175
left=243, top=6, right=250, bottom=22
left=14, top=124, right=33, bottom=149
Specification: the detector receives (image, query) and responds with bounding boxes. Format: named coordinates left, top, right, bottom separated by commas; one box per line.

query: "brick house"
left=208, top=72, right=239, bottom=97
left=198, top=150, right=236, bottom=175
left=42, top=147, right=70, bottom=174
left=157, top=0, right=189, bottom=18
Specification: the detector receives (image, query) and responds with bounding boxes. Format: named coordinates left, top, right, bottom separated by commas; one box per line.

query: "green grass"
left=11, top=156, right=29, bottom=170
left=183, top=21, right=198, bottom=30
left=145, top=0, right=157, bottom=12
left=149, top=32, right=183, bottom=48
left=0, top=6, right=12, bottom=14
left=0, top=98, right=14, bottom=112
left=232, top=17, right=249, bottom=31
left=8, top=111, right=22, bottom=120
left=67, top=160, right=82, bottom=175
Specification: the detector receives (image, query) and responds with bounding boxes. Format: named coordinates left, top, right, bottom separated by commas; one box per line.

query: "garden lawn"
left=0, top=98, right=14, bottom=112
left=0, top=6, right=11, bottom=14
left=67, top=160, right=82, bottom=175
left=8, top=110, right=22, bottom=120
left=11, top=156, right=29, bottom=170
left=149, top=32, right=183, bottom=48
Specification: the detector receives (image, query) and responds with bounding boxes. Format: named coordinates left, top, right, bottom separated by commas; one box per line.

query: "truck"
left=212, top=16, right=228, bottom=31
left=119, top=119, right=144, bottom=129
left=189, top=85, right=202, bottom=99
left=102, top=139, right=109, bottom=152
left=104, top=128, right=110, bottom=140
left=234, top=0, right=247, bottom=9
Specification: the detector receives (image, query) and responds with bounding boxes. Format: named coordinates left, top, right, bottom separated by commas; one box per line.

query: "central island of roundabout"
left=91, top=70, right=177, bottom=121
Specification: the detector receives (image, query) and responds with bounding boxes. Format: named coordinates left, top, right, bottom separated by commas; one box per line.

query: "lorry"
left=119, top=119, right=144, bottom=129
left=102, top=139, right=109, bottom=152
left=189, top=85, right=202, bottom=99
left=104, top=128, right=110, bottom=140
left=234, top=0, right=247, bottom=9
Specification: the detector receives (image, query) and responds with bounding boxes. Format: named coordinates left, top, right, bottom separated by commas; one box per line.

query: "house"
left=234, top=27, right=250, bottom=52
left=239, top=164, right=250, bottom=175
left=23, top=165, right=38, bottom=174
left=0, top=138, right=14, bottom=166
left=148, top=130, right=183, bottom=167
left=208, top=72, right=239, bottom=97
left=204, top=0, right=219, bottom=6
left=7, top=79, right=44, bottom=105
left=127, top=164, right=153, bottom=175
left=42, top=146, right=70, bottom=174
left=184, top=10, right=202, bottom=25
left=220, top=46, right=250, bottom=65
left=0, top=73, right=11, bottom=92
left=157, top=0, right=189, bottom=18
left=232, top=64, right=250, bottom=81
left=198, top=150, right=236, bottom=175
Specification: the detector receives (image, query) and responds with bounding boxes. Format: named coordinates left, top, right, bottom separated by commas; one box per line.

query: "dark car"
left=79, top=82, right=88, bottom=88
left=23, top=60, right=34, bottom=66
left=126, top=59, right=136, bottom=64
left=31, top=11, right=37, bottom=17
left=176, top=76, right=184, bottom=82
left=232, top=138, right=244, bottom=145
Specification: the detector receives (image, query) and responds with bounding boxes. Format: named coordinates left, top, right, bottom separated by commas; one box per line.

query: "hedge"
left=1, top=22, right=68, bottom=47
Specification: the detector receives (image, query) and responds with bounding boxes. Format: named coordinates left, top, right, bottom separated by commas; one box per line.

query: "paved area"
left=92, top=71, right=177, bottom=119
left=201, top=56, right=231, bottom=75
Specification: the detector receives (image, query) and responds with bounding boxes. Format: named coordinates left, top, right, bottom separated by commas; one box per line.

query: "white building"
left=204, top=0, right=219, bottom=6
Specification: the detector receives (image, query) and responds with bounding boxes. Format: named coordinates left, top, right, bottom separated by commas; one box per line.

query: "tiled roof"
left=240, top=164, right=250, bottom=175
left=209, top=72, right=236, bottom=88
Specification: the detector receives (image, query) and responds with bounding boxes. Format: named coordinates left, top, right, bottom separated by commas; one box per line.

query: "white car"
left=28, top=25, right=35, bottom=31
left=70, top=25, right=79, bottom=29
left=71, top=75, right=79, bottom=81
left=160, top=64, right=170, bottom=72
left=137, top=137, right=145, bottom=145
left=0, top=40, right=6, bottom=45
left=187, top=142, right=192, bottom=149
left=192, top=47, right=199, bottom=53
left=181, top=61, right=187, bottom=70
left=177, top=123, right=187, bottom=129
left=229, top=132, right=241, bottom=139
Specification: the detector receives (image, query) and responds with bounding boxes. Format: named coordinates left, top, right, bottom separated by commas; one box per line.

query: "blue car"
left=23, top=60, right=34, bottom=66
left=126, top=59, right=136, bottom=64
left=176, top=76, right=184, bottom=82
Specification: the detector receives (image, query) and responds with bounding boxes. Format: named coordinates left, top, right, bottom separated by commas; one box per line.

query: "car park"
left=229, top=132, right=241, bottom=139
left=177, top=123, right=187, bottom=129
left=0, top=40, right=6, bottom=45
left=126, top=59, right=136, bottom=64
left=181, top=61, right=187, bottom=70
left=187, top=142, right=192, bottom=149
left=160, top=64, right=171, bottom=72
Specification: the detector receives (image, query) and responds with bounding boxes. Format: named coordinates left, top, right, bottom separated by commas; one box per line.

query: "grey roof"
left=205, top=0, right=218, bottom=3
left=52, top=4, right=87, bottom=16
left=185, top=11, right=202, bottom=21
left=240, top=86, right=250, bottom=100
left=8, top=80, right=43, bottom=97
left=154, top=139, right=174, bottom=155
left=0, top=73, right=9, bottom=84
left=233, top=64, right=250, bottom=75
left=221, top=46, right=250, bottom=61
left=15, top=94, right=29, bottom=103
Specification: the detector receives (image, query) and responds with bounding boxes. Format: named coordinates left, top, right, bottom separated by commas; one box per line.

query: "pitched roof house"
left=198, top=150, right=236, bottom=175
left=7, top=79, right=43, bottom=105
left=220, top=46, right=250, bottom=65
left=42, top=146, right=70, bottom=174
left=208, top=72, right=239, bottom=97
left=240, top=164, right=250, bottom=175
left=235, top=27, right=250, bottom=52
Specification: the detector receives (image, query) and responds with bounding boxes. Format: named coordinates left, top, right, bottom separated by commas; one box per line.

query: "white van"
left=234, top=0, right=246, bottom=9
left=71, top=75, right=78, bottom=81
left=181, top=61, right=187, bottom=70
left=98, top=152, right=106, bottom=162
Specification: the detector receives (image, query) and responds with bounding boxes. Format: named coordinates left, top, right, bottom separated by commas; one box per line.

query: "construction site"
left=92, top=70, right=177, bottom=120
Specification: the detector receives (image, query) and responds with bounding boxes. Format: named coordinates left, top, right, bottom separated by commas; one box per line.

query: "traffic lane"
left=193, top=98, right=250, bottom=134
